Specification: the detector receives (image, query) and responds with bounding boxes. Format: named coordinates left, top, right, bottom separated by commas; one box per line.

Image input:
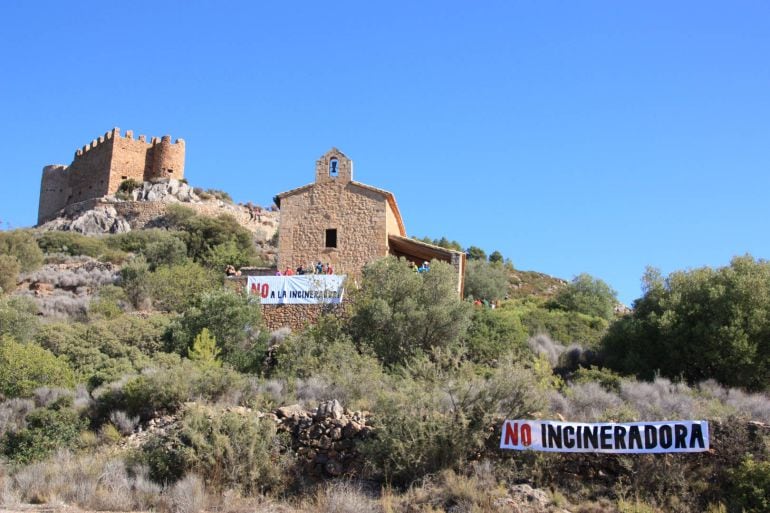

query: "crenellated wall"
left=38, top=128, right=185, bottom=224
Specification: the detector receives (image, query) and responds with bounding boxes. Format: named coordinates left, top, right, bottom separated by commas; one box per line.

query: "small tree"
left=349, top=256, right=472, bottom=367
left=466, top=246, right=487, bottom=261
left=0, top=230, right=43, bottom=272
left=188, top=328, right=221, bottom=367
left=0, top=254, right=21, bottom=295
left=488, top=250, right=504, bottom=264
left=463, top=259, right=508, bottom=301
left=552, top=273, right=617, bottom=320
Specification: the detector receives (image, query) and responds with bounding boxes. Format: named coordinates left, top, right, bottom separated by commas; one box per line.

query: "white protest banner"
left=500, top=420, right=709, bottom=454
left=246, top=275, right=345, bottom=305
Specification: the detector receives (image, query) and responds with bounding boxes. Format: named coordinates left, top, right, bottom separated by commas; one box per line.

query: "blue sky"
left=1, top=1, right=768, bottom=304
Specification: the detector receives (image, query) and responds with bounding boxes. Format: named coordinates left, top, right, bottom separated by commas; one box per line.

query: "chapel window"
left=329, top=158, right=339, bottom=177
left=325, top=228, right=337, bottom=248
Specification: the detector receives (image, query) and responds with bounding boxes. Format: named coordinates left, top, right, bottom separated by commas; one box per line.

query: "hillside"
left=0, top=190, right=768, bottom=513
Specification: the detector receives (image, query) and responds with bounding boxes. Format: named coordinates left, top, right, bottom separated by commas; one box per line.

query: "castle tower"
left=149, top=135, right=185, bottom=181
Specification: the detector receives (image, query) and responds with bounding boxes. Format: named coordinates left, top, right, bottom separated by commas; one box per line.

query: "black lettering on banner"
left=541, top=424, right=547, bottom=448
left=629, top=426, right=643, bottom=449
left=600, top=425, right=612, bottom=449
left=614, top=426, right=627, bottom=449
left=674, top=424, right=687, bottom=449
left=576, top=426, right=583, bottom=449
left=644, top=425, right=658, bottom=449
left=564, top=426, right=575, bottom=448
left=690, top=423, right=706, bottom=448
left=548, top=425, right=562, bottom=449
left=659, top=425, right=673, bottom=449
left=583, top=425, right=598, bottom=449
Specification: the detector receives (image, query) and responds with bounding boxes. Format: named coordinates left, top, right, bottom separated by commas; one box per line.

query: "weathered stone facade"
left=38, top=128, right=185, bottom=224
left=275, top=148, right=465, bottom=294
left=276, top=148, right=407, bottom=278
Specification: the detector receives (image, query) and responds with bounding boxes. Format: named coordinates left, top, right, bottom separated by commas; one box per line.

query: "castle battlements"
left=38, top=127, right=186, bottom=225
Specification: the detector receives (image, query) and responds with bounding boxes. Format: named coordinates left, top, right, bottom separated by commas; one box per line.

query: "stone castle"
left=38, top=128, right=185, bottom=224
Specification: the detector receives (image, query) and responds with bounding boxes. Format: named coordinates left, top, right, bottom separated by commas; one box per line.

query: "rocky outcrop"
left=37, top=179, right=279, bottom=241
left=125, top=179, right=198, bottom=203
left=39, top=205, right=131, bottom=235
left=275, top=400, right=372, bottom=477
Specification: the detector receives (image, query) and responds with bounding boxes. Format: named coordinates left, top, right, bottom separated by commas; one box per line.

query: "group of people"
left=411, top=261, right=431, bottom=273
left=277, top=261, right=335, bottom=276
left=473, top=298, right=499, bottom=309
left=245, top=202, right=263, bottom=221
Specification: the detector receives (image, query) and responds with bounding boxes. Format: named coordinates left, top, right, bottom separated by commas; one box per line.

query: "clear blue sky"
left=1, top=1, right=768, bottom=304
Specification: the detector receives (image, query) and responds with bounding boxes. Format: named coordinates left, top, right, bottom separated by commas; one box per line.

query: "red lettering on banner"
left=521, top=423, right=532, bottom=446
left=261, top=283, right=269, bottom=299
left=504, top=422, right=532, bottom=446
left=504, top=422, right=519, bottom=445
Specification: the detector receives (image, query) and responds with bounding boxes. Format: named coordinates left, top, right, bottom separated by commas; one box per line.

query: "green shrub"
left=602, top=257, right=770, bottom=390
left=34, top=315, right=168, bottom=388
left=0, top=296, right=39, bottom=342
left=168, top=289, right=265, bottom=371
left=463, top=306, right=528, bottom=364
left=108, top=229, right=188, bottom=269
left=0, top=336, right=76, bottom=398
left=362, top=359, right=547, bottom=485
left=119, top=257, right=152, bottom=309
left=349, top=256, right=472, bottom=367
left=0, top=254, right=21, bottom=295
left=163, top=205, right=257, bottom=267
left=551, top=273, right=618, bottom=320
left=93, top=355, right=246, bottom=421
left=87, top=285, right=127, bottom=320
left=729, top=455, right=770, bottom=513
left=148, top=261, right=218, bottom=312
left=2, top=405, right=86, bottom=463
left=269, top=317, right=386, bottom=410
left=463, top=259, right=509, bottom=301
left=188, top=328, right=221, bottom=367
left=36, top=231, right=110, bottom=258
left=143, top=405, right=285, bottom=492
left=0, top=230, right=43, bottom=272
left=509, top=298, right=608, bottom=347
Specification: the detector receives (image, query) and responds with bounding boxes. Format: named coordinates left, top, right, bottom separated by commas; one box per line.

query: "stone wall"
left=260, top=302, right=347, bottom=331
left=38, top=128, right=185, bottom=224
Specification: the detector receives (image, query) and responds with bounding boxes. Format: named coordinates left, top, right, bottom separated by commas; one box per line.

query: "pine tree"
left=188, top=327, right=221, bottom=367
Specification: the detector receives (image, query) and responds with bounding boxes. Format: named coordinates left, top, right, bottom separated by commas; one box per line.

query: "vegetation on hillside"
left=0, top=227, right=767, bottom=512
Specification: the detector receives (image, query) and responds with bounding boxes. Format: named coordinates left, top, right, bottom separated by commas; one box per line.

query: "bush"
left=269, top=318, right=386, bottom=410
left=463, top=306, right=528, bottom=364
left=36, top=231, right=111, bottom=259
left=163, top=205, right=257, bottom=267
left=0, top=230, right=43, bottom=272
left=602, top=257, right=770, bottom=390
left=143, top=405, right=286, bottom=493
left=0, top=296, right=39, bottom=342
left=148, top=262, right=218, bottom=312
left=92, top=355, right=247, bottom=421
left=0, top=336, right=76, bottom=399
left=2, top=405, right=86, bottom=463
left=463, top=259, right=509, bottom=301
left=349, top=256, right=472, bottom=367
left=169, top=289, right=265, bottom=371
left=551, top=273, right=617, bottom=320
left=362, top=359, right=547, bottom=485
left=108, top=229, right=189, bottom=269
left=511, top=298, right=609, bottom=347
left=5, top=451, right=162, bottom=510
left=729, top=455, right=770, bottom=513
left=0, top=254, right=20, bottom=295
left=33, top=315, right=168, bottom=388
